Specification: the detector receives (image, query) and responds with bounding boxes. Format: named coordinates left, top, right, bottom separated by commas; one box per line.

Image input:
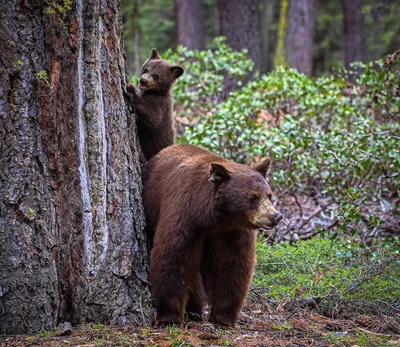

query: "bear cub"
left=126, top=48, right=184, bottom=162
left=142, top=144, right=283, bottom=328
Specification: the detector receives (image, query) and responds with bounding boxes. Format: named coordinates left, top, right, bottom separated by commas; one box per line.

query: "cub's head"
left=139, top=48, right=184, bottom=93
left=210, top=158, right=283, bottom=230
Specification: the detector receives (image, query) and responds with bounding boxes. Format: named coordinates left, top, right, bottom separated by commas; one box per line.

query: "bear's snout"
left=250, top=198, right=283, bottom=229
left=271, top=212, right=283, bottom=225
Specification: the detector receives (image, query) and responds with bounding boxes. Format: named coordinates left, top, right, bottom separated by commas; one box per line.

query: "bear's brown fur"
left=142, top=144, right=282, bottom=327
left=126, top=48, right=184, bottom=162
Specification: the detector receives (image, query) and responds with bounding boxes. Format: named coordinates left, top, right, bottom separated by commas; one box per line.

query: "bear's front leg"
left=150, top=246, right=188, bottom=327
left=203, top=230, right=256, bottom=328
left=150, top=226, right=204, bottom=327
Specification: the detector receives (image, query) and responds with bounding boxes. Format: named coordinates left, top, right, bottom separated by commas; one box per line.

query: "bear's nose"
left=271, top=212, right=283, bottom=224
left=140, top=77, right=147, bottom=85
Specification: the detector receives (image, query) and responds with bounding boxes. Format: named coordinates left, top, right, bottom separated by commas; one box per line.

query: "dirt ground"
left=2, top=288, right=399, bottom=347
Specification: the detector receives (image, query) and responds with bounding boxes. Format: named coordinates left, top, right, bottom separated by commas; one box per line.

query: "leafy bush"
left=254, top=237, right=400, bottom=301
left=164, top=41, right=400, bottom=247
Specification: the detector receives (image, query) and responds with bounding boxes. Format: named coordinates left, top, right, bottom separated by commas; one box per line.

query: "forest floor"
left=2, top=288, right=399, bottom=347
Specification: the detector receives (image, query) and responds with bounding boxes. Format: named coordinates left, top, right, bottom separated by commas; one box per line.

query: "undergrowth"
left=254, top=236, right=400, bottom=304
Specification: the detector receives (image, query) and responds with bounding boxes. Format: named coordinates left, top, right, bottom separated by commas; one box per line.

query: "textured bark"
left=217, top=0, right=262, bottom=71
left=175, top=0, right=206, bottom=50
left=286, top=0, right=316, bottom=76
left=343, top=0, right=366, bottom=67
left=0, top=0, right=152, bottom=335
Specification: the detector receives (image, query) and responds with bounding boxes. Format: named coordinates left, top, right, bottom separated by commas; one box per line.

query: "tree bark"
left=343, top=0, right=366, bottom=68
left=217, top=0, right=263, bottom=71
left=286, top=0, right=316, bottom=76
left=260, top=0, right=277, bottom=73
left=175, top=0, right=206, bottom=50
left=0, top=0, right=152, bottom=335
left=133, top=0, right=142, bottom=75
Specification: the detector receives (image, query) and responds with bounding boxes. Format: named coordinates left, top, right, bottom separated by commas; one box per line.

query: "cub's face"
left=139, top=48, right=184, bottom=93
left=210, top=158, right=283, bottom=230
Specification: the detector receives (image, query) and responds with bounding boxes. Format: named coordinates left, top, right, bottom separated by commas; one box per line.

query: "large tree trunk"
left=217, top=0, right=263, bottom=72
left=0, top=0, right=152, bottom=335
left=175, top=0, right=206, bottom=50
left=342, top=0, right=366, bottom=68
left=286, top=0, right=316, bottom=76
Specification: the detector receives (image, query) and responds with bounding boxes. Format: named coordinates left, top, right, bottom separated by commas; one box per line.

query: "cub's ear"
left=253, top=157, right=271, bottom=178
left=170, top=65, right=184, bottom=79
left=209, top=163, right=230, bottom=183
left=149, top=48, right=161, bottom=60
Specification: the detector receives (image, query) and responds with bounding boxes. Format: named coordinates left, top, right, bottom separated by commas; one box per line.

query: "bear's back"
left=142, top=144, right=224, bottom=237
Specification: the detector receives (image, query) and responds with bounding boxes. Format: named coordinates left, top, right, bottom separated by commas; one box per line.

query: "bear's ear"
left=170, top=65, right=184, bottom=79
left=149, top=48, right=161, bottom=60
left=209, top=163, right=230, bottom=183
left=254, top=157, right=271, bottom=178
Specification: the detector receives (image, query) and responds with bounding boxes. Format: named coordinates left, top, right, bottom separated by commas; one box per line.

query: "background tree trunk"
left=175, top=0, right=206, bottom=50
left=217, top=0, right=263, bottom=72
left=343, top=0, right=366, bottom=68
left=274, top=0, right=288, bottom=68
left=261, top=0, right=278, bottom=73
left=286, top=0, right=316, bottom=76
left=0, top=0, right=152, bottom=334
left=133, top=0, right=142, bottom=75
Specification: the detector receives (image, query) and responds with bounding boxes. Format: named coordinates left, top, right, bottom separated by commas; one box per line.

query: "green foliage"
left=164, top=37, right=254, bottom=121
left=44, top=0, right=72, bottom=30
left=37, top=70, right=50, bottom=86
left=254, top=237, right=400, bottom=301
left=168, top=42, right=399, bottom=245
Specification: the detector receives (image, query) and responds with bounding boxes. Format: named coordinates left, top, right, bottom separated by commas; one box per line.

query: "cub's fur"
left=126, top=48, right=184, bottom=162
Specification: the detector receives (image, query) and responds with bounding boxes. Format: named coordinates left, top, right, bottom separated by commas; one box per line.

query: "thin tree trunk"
left=176, top=0, right=206, bottom=50
left=274, top=0, right=289, bottom=68
left=343, top=0, right=366, bottom=68
left=217, top=0, right=262, bottom=71
left=286, top=0, right=316, bottom=76
left=0, top=0, right=152, bottom=334
left=260, top=0, right=277, bottom=73
left=133, top=0, right=141, bottom=75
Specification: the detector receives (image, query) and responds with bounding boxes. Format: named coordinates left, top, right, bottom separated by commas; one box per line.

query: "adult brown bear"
left=142, top=144, right=282, bottom=328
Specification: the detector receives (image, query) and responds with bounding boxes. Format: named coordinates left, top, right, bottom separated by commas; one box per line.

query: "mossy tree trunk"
left=0, top=0, right=152, bottom=335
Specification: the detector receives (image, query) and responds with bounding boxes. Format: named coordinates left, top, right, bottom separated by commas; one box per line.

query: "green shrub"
left=163, top=41, right=399, bottom=247
left=254, top=236, right=400, bottom=301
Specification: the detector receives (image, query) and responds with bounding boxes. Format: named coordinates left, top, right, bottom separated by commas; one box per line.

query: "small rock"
left=58, top=321, right=73, bottom=336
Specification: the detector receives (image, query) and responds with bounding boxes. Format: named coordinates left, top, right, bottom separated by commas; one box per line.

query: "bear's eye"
left=249, top=195, right=260, bottom=203
left=268, top=193, right=273, bottom=201
left=143, top=68, right=148, bottom=74
left=153, top=74, right=159, bottom=80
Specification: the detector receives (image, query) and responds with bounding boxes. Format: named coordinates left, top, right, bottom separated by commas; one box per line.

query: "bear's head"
left=210, top=158, right=283, bottom=230
left=139, top=48, right=184, bottom=93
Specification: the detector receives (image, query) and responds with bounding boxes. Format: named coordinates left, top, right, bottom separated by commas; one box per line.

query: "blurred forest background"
left=121, top=0, right=400, bottom=76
